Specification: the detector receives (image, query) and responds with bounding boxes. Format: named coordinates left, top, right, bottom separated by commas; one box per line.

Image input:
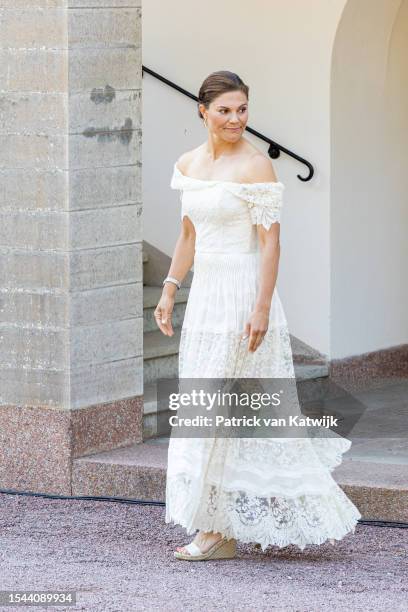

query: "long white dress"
left=165, top=161, right=361, bottom=551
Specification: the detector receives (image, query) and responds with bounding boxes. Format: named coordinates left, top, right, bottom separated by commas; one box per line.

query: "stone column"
left=0, top=0, right=143, bottom=494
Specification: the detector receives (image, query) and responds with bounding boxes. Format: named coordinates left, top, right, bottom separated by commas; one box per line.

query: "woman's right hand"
left=154, top=288, right=175, bottom=336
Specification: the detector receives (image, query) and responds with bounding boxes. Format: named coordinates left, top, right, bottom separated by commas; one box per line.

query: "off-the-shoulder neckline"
left=174, top=162, right=285, bottom=187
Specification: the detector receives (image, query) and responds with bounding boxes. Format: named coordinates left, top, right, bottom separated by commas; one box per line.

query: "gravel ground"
left=1, top=493, right=407, bottom=612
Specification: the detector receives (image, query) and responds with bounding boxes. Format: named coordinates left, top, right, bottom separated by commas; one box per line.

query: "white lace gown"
left=165, top=161, right=361, bottom=551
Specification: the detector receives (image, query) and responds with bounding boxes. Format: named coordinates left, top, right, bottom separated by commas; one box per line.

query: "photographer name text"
left=169, top=415, right=338, bottom=428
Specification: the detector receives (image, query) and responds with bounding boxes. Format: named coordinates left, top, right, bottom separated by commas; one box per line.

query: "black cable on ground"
left=0, top=488, right=165, bottom=507
left=1, top=488, right=408, bottom=528
left=357, top=519, right=408, bottom=528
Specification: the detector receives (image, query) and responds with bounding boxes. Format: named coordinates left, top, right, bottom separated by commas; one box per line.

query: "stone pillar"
left=0, top=1, right=143, bottom=494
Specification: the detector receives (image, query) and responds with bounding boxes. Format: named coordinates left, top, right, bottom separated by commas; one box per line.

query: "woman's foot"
left=175, top=530, right=224, bottom=556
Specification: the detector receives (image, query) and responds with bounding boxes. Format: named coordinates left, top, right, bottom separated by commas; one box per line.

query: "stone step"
left=143, top=286, right=189, bottom=333
left=142, top=382, right=165, bottom=440
left=290, top=335, right=327, bottom=365
left=72, top=438, right=408, bottom=522
left=293, top=361, right=329, bottom=380
left=72, top=438, right=168, bottom=502
left=143, top=328, right=181, bottom=384
left=291, top=335, right=329, bottom=380
left=332, top=459, right=408, bottom=522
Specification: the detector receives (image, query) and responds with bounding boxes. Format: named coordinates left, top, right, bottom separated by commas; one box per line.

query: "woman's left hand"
left=242, top=307, right=270, bottom=353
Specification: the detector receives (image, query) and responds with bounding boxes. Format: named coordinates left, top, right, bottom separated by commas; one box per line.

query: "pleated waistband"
left=195, top=250, right=259, bottom=257
left=184, top=248, right=287, bottom=333
left=193, top=250, right=260, bottom=277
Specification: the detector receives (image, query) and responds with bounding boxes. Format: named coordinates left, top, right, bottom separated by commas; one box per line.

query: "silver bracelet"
left=162, top=276, right=181, bottom=290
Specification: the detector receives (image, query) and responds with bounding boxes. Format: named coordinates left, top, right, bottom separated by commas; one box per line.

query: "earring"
left=203, top=117, right=208, bottom=128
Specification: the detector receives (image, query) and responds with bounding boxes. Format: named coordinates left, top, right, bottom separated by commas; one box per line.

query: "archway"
left=330, top=0, right=407, bottom=359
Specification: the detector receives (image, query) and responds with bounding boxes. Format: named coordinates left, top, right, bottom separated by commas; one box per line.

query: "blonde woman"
left=154, top=70, right=361, bottom=561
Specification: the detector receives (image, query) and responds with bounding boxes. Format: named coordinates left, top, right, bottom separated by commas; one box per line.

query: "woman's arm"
left=255, top=222, right=280, bottom=312
left=154, top=216, right=196, bottom=336
left=241, top=154, right=281, bottom=353
left=244, top=223, right=280, bottom=352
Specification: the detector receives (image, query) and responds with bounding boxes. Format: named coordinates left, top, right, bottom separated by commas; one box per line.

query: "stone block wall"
left=0, top=0, right=143, bottom=493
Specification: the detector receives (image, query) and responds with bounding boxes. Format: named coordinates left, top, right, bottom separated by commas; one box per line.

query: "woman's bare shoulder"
left=236, top=141, right=277, bottom=182
left=176, top=145, right=204, bottom=174
left=245, top=153, right=278, bottom=183
left=236, top=139, right=277, bottom=182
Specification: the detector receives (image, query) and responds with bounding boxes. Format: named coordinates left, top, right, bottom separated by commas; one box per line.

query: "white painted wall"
left=143, top=0, right=407, bottom=360
left=331, top=0, right=407, bottom=358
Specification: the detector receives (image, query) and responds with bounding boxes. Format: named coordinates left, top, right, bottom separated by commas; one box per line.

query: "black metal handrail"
left=142, top=65, right=314, bottom=182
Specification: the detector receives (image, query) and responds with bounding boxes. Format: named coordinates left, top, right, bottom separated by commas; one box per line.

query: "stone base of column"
left=0, top=396, right=143, bottom=495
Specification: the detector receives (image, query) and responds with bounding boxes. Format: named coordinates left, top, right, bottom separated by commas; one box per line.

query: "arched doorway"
left=331, top=0, right=407, bottom=359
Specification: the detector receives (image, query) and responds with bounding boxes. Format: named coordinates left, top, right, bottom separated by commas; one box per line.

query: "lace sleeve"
left=226, top=182, right=285, bottom=231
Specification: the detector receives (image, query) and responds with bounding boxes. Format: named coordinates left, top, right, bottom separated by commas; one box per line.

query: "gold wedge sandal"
left=174, top=536, right=237, bottom=561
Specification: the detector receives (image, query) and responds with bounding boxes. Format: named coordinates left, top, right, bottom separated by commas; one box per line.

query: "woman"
left=154, top=70, right=361, bottom=561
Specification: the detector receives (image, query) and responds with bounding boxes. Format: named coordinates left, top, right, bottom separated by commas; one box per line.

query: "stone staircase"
left=143, top=285, right=189, bottom=438
left=70, top=245, right=408, bottom=522
left=141, top=246, right=331, bottom=440
left=142, top=243, right=191, bottom=439
left=72, top=430, right=408, bottom=522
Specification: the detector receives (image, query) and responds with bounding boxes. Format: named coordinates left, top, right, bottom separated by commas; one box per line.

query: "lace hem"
left=165, top=473, right=361, bottom=551
left=167, top=437, right=353, bottom=500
